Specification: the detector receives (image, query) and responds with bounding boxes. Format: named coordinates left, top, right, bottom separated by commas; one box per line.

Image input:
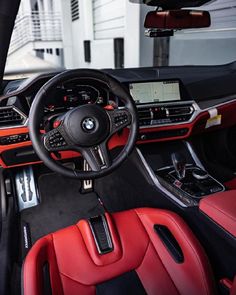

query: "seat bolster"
left=199, top=191, right=236, bottom=237
left=135, top=208, right=216, bottom=295
left=23, top=235, right=63, bottom=295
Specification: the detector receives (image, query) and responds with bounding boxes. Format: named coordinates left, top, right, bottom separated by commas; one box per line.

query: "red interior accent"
left=231, top=276, right=236, bottom=295
left=220, top=276, right=236, bottom=295
left=23, top=208, right=216, bottom=295
left=104, top=105, right=114, bottom=110
left=224, top=178, right=236, bottom=190
left=138, top=100, right=236, bottom=145
left=0, top=100, right=236, bottom=168
left=199, top=191, right=236, bottom=237
left=220, top=278, right=233, bottom=290
left=53, top=120, right=62, bottom=128
left=0, top=127, right=128, bottom=168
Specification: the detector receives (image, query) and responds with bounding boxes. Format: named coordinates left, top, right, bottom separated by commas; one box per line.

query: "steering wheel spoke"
left=43, top=126, right=70, bottom=152
left=80, top=143, right=111, bottom=171
left=106, top=108, right=132, bottom=135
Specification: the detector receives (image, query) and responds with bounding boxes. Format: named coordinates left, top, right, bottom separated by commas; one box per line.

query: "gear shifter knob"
left=171, top=153, right=186, bottom=180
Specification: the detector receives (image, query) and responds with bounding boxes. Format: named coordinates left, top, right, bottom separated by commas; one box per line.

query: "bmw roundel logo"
left=82, top=117, right=96, bottom=132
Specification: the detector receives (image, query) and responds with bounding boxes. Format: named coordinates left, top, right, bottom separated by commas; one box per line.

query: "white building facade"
left=6, top=0, right=154, bottom=73
left=59, top=0, right=154, bottom=69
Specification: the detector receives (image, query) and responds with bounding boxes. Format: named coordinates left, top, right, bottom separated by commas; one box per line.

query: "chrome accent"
left=136, top=148, right=188, bottom=207
left=156, top=164, right=192, bottom=172
left=185, top=141, right=205, bottom=170
left=192, top=169, right=208, bottom=180
left=165, top=105, right=194, bottom=117
left=97, top=147, right=106, bottom=168
left=82, top=117, right=96, bottom=132
left=82, top=160, right=93, bottom=190
left=185, top=142, right=226, bottom=193
left=15, top=166, right=39, bottom=211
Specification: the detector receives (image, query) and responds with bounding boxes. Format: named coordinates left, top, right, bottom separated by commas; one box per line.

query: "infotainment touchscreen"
left=129, top=80, right=181, bottom=104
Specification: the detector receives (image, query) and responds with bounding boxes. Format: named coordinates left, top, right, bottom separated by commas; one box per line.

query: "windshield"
left=4, top=0, right=236, bottom=79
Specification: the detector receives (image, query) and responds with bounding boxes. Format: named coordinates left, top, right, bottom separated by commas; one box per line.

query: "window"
left=71, top=0, right=79, bottom=22
left=114, top=38, right=124, bottom=69
left=84, top=41, right=91, bottom=63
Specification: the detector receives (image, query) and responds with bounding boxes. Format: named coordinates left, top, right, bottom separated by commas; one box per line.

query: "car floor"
left=20, top=171, right=105, bottom=246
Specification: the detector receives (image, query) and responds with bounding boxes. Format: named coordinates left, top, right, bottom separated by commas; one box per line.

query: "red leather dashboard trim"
left=0, top=127, right=129, bottom=168
left=199, top=191, right=236, bottom=237
left=138, top=100, right=236, bottom=145
left=0, top=100, right=236, bottom=168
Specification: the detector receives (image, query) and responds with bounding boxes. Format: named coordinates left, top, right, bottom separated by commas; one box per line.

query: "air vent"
left=138, top=108, right=152, bottom=120
left=0, top=107, right=27, bottom=127
left=166, top=105, right=194, bottom=117
left=71, top=0, right=79, bottom=22
left=6, top=87, right=19, bottom=94
left=138, top=108, right=152, bottom=126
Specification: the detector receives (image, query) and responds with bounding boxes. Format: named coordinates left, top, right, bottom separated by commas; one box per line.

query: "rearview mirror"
left=144, top=9, right=211, bottom=30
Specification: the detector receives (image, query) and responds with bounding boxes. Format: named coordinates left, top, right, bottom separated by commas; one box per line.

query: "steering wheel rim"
left=29, top=69, right=138, bottom=179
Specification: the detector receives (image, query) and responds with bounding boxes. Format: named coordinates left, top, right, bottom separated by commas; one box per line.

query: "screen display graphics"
left=129, top=81, right=181, bottom=104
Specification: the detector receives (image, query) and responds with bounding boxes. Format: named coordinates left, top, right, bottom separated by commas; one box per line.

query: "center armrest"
left=199, top=191, right=236, bottom=238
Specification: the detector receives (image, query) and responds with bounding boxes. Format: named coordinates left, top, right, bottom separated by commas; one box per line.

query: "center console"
left=156, top=164, right=224, bottom=207
left=137, top=141, right=225, bottom=208
left=129, top=79, right=225, bottom=207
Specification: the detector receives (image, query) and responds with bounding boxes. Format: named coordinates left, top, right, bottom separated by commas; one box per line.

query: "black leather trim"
left=154, top=224, right=184, bottom=263
left=96, top=270, right=147, bottom=295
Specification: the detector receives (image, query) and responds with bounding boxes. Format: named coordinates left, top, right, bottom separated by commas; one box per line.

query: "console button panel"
left=44, top=130, right=67, bottom=150
left=138, top=128, right=189, bottom=141
left=156, top=166, right=224, bottom=207
left=0, top=133, right=30, bottom=145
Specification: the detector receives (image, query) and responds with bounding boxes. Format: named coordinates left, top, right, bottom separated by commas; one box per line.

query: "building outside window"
left=5, top=0, right=236, bottom=78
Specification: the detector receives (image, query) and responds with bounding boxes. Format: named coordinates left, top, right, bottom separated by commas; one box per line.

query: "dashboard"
left=0, top=66, right=236, bottom=168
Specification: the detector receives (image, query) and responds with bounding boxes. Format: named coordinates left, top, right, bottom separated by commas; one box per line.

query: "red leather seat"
left=23, top=208, right=216, bottom=295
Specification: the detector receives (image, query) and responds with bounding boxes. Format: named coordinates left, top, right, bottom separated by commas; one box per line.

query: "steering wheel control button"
left=113, top=111, right=129, bottom=129
left=82, top=117, right=96, bottom=132
left=45, top=130, right=67, bottom=150
left=53, top=120, right=62, bottom=129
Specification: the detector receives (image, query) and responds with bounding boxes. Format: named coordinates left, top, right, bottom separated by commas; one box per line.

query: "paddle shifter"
left=171, top=153, right=186, bottom=180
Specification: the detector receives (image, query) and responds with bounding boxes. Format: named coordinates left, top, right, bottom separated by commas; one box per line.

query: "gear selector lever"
left=171, top=153, right=186, bottom=180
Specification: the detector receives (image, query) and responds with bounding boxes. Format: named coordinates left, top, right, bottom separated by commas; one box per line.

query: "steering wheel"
left=29, top=69, right=138, bottom=179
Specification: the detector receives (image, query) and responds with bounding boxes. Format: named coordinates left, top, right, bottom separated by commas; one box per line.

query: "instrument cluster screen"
left=129, top=80, right=181, bottom=104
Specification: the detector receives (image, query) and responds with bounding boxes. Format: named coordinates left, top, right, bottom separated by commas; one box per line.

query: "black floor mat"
left=20, top=172, right=104, bottom=246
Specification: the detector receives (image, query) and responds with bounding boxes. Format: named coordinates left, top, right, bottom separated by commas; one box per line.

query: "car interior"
left=0, top=0, right=236, bottom=294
